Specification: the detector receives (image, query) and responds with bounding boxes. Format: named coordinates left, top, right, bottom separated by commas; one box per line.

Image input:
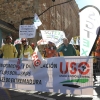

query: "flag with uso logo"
left=31, top=47, right=46, bottom=72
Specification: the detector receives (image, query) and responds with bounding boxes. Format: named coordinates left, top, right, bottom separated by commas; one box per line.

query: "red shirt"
left=45, top=48, right=58, bottom=58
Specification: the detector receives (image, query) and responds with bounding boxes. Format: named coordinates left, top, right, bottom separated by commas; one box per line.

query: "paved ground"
left=1, top=84, right=99, bottom=100
left=5, top=88, right=100, bottom=100
left=1, top=76, right=100, bottom=100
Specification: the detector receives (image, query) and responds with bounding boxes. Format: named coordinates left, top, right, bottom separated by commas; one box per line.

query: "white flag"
left=34, top=13, right=42, bottom=29
left=69, top=37, right=75, bottom=45
left=31, top=47, right=46, bottom=72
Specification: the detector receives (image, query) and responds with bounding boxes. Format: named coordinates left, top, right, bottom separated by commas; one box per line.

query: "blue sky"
left=75, top=0, right=100, bottom=10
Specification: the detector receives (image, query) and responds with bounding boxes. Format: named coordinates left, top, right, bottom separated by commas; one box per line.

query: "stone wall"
left=0, top=0, right=79, bottom=45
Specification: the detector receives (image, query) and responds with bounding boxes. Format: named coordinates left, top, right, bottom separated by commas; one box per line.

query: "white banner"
left=41, top=30, right=66, bottom=47
left=80, top=6, right=100, bottom=56
left=0, top=57, right=93, bottom=95
left=19, top=25, right=36, bottom=38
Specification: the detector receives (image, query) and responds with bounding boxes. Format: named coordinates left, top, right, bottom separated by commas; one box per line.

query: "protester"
left=0, top=36, right=18, bottom=59
left=44, top=41, right=58, bottom=58
left=57, top=38, right=77, bottom=56
left=30, top=42, right=35, bottom=50
left=91, top=50, right=97, bottom=82
left=94, top=36, right=100, bottom=81
left=95, top=36, right=100, bottom=57
left=20, top=38, right=33, bottom=59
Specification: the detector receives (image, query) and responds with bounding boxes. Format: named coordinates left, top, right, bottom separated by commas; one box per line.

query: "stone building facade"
left=0, top=0, right=79, bottom=46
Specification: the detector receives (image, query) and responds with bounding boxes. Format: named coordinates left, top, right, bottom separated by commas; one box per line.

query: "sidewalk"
left=5, top=85, right=100, bottom=100
left=1, top=78, right=100, bottom=100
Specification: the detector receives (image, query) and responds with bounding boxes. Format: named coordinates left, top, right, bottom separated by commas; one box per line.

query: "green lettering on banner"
left=55, top=31, right=61, bottom=38
left=57, top=31, right=61, bottom=35
left=81, top=48, right=88, bottom=56
left=83, top=39, right=89, bottom=47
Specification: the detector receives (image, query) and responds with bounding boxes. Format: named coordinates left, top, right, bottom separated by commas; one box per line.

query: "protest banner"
left=41, top=30, right=66, bottom=47
left=19, top=25, right=36, bottom=38
left=0, top=56, right=93, bottom=95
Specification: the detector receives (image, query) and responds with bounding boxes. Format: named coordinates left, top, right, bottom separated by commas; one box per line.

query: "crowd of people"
left=0, top=36, right=80, bottom=59
left=0, top=36, right=34, bottom=59
left=41, top=38, right=80, bottom=58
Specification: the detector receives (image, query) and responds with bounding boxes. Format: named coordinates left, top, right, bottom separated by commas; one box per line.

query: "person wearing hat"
left=20, top=38, right=33, bottom=59
left=0, top=36, right=18, bottom=59
left=57, top=38, right=77, bottom=56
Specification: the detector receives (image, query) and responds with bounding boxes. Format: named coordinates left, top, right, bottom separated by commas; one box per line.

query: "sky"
left=75, top=0, right=100, bottom=10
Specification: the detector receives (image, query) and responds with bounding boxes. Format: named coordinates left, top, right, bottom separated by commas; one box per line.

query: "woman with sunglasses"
left=20, top=38, right=33, bottom=59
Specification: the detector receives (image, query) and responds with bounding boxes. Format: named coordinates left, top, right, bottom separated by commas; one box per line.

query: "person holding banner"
left=0, top=36, right=18, bottom=59
left=57, top=38, right=77, bottom=56
left=20, top=38, right=33, bottom=59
